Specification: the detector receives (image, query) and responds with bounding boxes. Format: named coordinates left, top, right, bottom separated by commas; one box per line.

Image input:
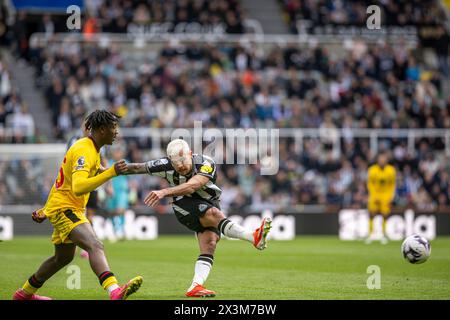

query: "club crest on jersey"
left=200, top=164, right=213, bottom=174
left=198, top=204, right=208, bottom=212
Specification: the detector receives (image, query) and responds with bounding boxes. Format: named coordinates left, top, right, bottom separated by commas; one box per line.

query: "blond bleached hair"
left=167, top=139, right=191, bottom=159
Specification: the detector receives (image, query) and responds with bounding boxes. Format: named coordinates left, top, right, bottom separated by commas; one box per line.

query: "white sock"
left=107, top=284, right=120, bottom=294
left=187, top=254, right=213, bottom=292
left=218, top=219, right=253, bottom=242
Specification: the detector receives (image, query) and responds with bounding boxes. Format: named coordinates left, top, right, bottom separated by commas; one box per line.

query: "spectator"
left=12, top=11, right=28, bottom=60
left=56, top=97, right=73, bottom=139
left=0, top=59, right=11, bottom=98
left=37, top=14, right=55, bottom=40
left=8, top=104, right=35, bottom=142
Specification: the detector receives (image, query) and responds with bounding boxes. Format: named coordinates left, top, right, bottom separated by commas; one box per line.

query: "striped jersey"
left=145, top=154, right=222, bottom=201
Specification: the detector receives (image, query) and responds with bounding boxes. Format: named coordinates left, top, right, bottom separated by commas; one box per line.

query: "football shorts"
left=172, top=197, right=221, bottom=236
left=368, top=196, right=392, bottom=216
left=47, top=208, right=89, bottom=244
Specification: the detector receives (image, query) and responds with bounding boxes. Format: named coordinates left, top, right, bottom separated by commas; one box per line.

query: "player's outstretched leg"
left=201, top=207, right=272, bottom=250
left=12, top=243, right=76, bottom=300
left=186, top=230, right=218, bottom=298
left=218, top=216, right=272, bottom=250
left=69, top=223, right=143, bottom=299
left=252, top=217, right=272, bottom=250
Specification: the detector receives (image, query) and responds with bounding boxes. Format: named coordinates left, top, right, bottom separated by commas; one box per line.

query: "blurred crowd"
left=0, top=159, right=48, bottom=205
left=34, top=40, right=449, bottom=133
left=0, top=1, right=449, bottom=212
left=1, top=37, right=449, bottom=211
left=281, top=0, right=447, bottom=31
left=280, top=0, right=450, bottom=76
left=86, top=0, right=246, bottom=34
left=1, top=136, right=449, bottom=212
left=0, top=56, right=36, bottom=143
left=4, top=0, right=246, bottom=62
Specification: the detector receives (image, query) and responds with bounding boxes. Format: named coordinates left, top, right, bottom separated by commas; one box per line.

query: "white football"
left=401, top=234, right=431, bottom=264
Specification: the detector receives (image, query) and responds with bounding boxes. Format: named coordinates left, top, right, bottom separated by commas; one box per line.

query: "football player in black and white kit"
left=123, top=139, right=272, bottom=297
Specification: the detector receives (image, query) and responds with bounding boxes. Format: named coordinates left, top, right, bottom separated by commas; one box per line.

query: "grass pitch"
left=1, top=236, right=450, bottom=300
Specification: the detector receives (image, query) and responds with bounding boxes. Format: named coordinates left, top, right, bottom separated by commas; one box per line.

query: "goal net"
left=0, top=144, right=66, bottom=207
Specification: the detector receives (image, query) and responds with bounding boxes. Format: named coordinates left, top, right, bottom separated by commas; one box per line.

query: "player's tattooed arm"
left=124, top=158, right=173, bottom=176
left=144, top=175, right=210, bottom=207
left=123, top=162, right=148, bottom=174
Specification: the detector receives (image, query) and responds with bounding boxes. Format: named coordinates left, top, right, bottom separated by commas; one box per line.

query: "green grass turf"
left=1, top=236, right=449, bottom=300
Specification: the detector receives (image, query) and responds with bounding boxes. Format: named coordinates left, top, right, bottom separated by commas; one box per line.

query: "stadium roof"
left=12, top=0, right=84, bottom=13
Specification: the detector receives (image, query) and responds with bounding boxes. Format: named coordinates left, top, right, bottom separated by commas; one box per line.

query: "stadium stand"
left=0, top=55, right=37, bottom=143
left=279, top=0, right=450, bottom=75
left=0, top=0, right=449, bottom=213
left=280, top=0, right=448, bottom=31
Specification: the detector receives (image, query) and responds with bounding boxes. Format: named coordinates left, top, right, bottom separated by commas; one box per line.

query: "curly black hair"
left=84, top=109, right=120, bottom=132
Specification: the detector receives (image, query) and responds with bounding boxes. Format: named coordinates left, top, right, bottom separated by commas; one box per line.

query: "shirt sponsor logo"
left=200, top=164, right=213, bottom=174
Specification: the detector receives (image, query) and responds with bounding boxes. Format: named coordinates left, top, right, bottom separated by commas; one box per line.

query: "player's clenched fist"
left=32, top=208, right=46, bottom=223
left=114, top=159, right=128, bottom=175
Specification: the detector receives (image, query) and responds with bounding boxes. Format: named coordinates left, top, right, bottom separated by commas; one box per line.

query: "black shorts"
left=86, top=190, right=98, bottom=210
left=172, top=197, right=221, bottom=236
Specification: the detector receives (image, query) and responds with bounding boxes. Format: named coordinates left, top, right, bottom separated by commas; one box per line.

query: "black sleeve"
left=145, top=157, right=173, bottom=177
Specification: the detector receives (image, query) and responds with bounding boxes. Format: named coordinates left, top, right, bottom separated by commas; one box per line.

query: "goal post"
left=0, top=144, right=66, bottom=208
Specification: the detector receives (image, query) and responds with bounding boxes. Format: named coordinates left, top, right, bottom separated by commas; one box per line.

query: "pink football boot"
left=13, top=289, right=52, bottom=300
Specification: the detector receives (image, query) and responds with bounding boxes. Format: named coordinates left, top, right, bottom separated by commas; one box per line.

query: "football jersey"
left=145, top=154, right=222, bottom=201
left=367, top=164, right=396, bottom=196
left=67, top=132, right=106, bottom=157
left=43, top=137, right=101, bottom=215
